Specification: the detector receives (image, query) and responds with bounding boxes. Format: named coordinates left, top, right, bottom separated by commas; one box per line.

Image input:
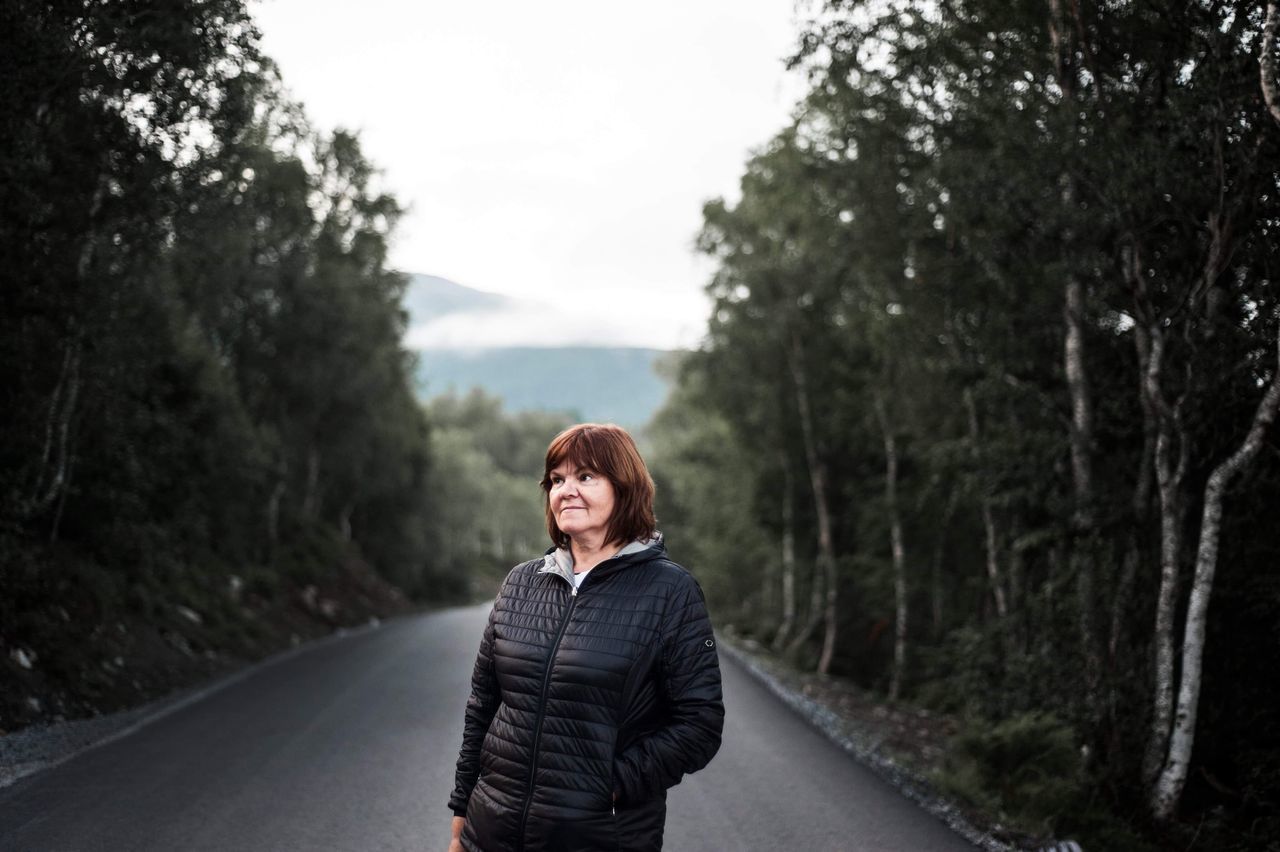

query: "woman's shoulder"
left=497, top=555, right=549, bottom=590
left=636, top=554, right=707, bottom=598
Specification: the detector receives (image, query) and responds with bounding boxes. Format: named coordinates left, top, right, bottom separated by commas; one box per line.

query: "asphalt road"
left=0, top=605, right=976, bottom=851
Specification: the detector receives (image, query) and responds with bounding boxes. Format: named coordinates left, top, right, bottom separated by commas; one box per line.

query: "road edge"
left=718, top=638, right=1021, bottom=852
left=0, top=616, right=393, bottom=791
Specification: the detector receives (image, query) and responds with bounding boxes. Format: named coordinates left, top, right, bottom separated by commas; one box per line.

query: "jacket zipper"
left=516, top=583, right=578, bottom=851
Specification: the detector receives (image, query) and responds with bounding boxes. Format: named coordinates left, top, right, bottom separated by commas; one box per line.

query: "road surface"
left=0, top=605, right=975, bottom=851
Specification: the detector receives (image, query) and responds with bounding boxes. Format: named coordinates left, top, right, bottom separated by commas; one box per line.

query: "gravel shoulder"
left=719, top=635, right=1051, bottom=852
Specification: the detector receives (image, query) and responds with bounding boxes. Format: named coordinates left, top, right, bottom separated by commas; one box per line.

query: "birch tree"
left=1148, top=2, right=1280, bottom=819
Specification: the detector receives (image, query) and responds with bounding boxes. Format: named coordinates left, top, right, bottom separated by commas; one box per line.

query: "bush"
left=935, top=711, right=1084, bottom=836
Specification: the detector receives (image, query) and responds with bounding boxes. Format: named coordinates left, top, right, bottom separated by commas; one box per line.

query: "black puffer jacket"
left=449, top=536, right=724, bottom=852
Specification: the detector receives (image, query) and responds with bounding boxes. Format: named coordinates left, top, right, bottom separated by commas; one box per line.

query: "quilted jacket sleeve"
left=613, top=570, right=724, bottom=804
left=447, top=598, right=501, bottom=816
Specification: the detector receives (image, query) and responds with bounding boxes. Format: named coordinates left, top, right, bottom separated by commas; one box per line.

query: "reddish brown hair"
left=540, top=423, right=657, bottom=548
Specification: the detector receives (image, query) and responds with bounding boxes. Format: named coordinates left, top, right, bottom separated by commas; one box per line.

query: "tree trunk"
left=785, top=555, right=824, bottom=660
left=981, top=504, right=1006, bottom=618
left=302, top=444, right=321, bottom=520
left=875, top=393, right=908, bottom=701
left=1151, top=331, right=1280, bottom=820
left=27, top=336, right=82, bottom=519
left=1142, top=328, right=1191, bottom=788
left=773, top=457, right=798, bottom=653
left=964, top=388, right=1008, bottom=618
left=1047, top=0, right=1104, bottom=727
left=1109, top=544, right=1139, bottom=664
left=266, top=458, right=287, bottom=548
left=1007, top=523, right=1027, bottom=641
left=1262, top=1, right=1280, bottom=126
left=1064, top=273, right=1095, bottom=515
left=930, top=487, right=957, bottom=638
left=24, top=177, right=103, bottom=523
left=1114, top=321, right=1156, bottom=664
left=338, top=500, right=355, bottom=542
left=30, top=342, right=72, bottom=509
left=1106, top=320, right=1158, bottom=771
left=48, top=445, right=76, bottom=543
left=1064, top=270, right=1102, bottom=723
left=785, top=331, right=838, bottom=673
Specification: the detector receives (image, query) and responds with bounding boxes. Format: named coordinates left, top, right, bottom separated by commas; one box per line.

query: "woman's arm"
left=447, top=603, right=502, bottom=817
left=612, top=571, right=725, bottom=804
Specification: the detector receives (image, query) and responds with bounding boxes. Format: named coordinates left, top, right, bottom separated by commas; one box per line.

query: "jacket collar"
left=538, top=532, right=665, bottom=587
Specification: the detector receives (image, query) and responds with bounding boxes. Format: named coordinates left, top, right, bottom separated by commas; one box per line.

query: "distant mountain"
left=398, top=273, right=677, bottom=427
left=401, top=273, right=508, bottom=324
left=414, top=347, right=672, bottom=428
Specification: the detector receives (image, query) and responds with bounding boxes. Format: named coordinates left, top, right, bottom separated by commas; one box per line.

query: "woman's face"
left=547, top=461, right=616, bottom=546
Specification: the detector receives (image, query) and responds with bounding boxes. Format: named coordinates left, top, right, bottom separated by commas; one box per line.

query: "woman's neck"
left=569, top=534, right=621, bottom=573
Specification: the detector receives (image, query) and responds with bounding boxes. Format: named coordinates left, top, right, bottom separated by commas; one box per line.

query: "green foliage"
left=423, top=391, right=572, bottom=598
left=935, top=712, right=1084, bottom=836
left=646, top=0, right=1280, bottom=845
left=646, top=356, right=774, bottom=628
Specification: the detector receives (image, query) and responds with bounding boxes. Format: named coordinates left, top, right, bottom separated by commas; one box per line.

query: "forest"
left=648, top=1, right=1280, bottom=849
left=1, top=1, right=451, bottom=728
left=3, top=1, right=1280, bottom=850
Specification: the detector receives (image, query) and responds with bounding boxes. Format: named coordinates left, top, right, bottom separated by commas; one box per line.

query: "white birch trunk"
left=773, top=459, right=798, bottom=653
left=1152, top=330, right=1280, bottom=819
left=785, top=556, right=825, bottom=659
left=1261, top=1, right=1280, bottom=126
left=1142, top=328, right=1191, bottom=788
left=24, top=178, right=103, bottom=521
left=875, top=394, right=908, bottom=700
left=1064, top=275, right=1096, bottom=519
left=32, top=344, right=73, bottom=501
left=785, top=332, right=839, bottom=673
left=1064, top=226, right=1102, bottom=726
left=30, top=338, right=81, bottom=516
left=48, top=444, right=76, bottom=543
left=964, top=388, right=1008, bottom=618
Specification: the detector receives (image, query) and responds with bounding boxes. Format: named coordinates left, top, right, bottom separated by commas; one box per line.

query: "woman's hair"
left=541, top=423, right=657, bottom=548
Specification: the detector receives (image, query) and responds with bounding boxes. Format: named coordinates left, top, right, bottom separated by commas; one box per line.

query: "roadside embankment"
left=720, top=634, right=1088, bottom=852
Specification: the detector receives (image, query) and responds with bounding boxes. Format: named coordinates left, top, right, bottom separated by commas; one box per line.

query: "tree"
left=647, top=0, right=1280, bottom=843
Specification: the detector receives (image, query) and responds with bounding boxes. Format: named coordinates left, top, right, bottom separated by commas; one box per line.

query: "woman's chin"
left=561, top=524, right=602, bottom=541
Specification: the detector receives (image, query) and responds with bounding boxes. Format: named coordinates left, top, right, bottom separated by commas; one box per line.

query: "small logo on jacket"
left=704, top=639, right=715, bottom=648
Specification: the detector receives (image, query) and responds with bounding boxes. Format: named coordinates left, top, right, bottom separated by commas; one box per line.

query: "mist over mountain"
left=401, top=273, right=678, bottom=427
left=401, top=273, right=507, bottom=324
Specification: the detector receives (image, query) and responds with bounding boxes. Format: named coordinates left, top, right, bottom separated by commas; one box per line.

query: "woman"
left=447, top=423, right=724, bottom=852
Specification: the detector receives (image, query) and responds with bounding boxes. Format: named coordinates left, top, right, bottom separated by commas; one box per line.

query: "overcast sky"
left=253, top=0, right=807, bottom=349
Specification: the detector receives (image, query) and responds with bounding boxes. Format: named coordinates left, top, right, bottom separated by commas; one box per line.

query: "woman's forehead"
left=549, top=453, right=601, bottom=473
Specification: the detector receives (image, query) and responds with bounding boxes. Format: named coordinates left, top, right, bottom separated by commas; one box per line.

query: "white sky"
left=253, top=0, right=807, bottom=350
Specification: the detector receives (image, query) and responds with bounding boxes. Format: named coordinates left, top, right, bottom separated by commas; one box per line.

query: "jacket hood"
left=538, top=532, right=665, bottom=587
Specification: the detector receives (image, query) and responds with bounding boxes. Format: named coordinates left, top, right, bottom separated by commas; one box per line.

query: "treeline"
left=650, top=1, right=1280, bottom=848
left=1, top=4, right=451, bottom=725
left=425, top=390, right=572, bottom=590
